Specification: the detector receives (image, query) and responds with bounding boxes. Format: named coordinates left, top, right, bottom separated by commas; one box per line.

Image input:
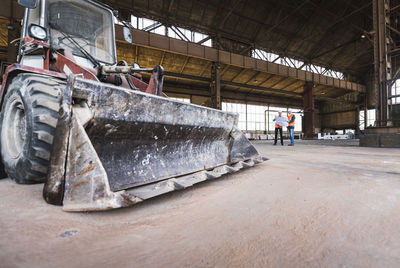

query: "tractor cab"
left=19, top=0, right=117, bottom=70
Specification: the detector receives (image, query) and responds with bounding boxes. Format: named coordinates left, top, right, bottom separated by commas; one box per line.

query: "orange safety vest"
left=275, top=122, right=282, bottom=129
left=288, top=113, right=295, bottom=127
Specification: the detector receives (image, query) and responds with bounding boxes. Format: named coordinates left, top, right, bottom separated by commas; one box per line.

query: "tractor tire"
left=0, top=73, right=64, bottom=184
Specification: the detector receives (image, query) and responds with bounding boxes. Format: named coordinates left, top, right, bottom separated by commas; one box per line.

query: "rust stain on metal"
left=76, top=141, right=88, bottom=150
left=78, top=164, right=96, bottom=176
left=120, top=192, right=140, bottom=205
left=69, top=179, right=92, bottom=192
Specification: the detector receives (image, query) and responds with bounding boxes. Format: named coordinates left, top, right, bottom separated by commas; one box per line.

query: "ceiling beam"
left=164, top=71, right=302, bottom=97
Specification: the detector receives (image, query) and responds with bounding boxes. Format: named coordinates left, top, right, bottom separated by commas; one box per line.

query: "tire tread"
left=0, top=73, right=65, bottom=183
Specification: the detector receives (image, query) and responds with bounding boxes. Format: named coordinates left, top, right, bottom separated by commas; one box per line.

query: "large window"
left=129, top=15, right=212, bottom=47
left=359, top=109, right=376, bottom=130
left=252, top=49, right=344, bottom=80
left=391, top=80, right=400, bottom=105
left=222, top=102, right=247, bottom=130
left=246, top=104, right=266, bottom=131
left=222, top=102, right=302, bottom=133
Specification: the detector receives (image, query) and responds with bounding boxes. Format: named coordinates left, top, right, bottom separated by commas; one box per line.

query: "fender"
left=0, top=64, right=68, bottom=108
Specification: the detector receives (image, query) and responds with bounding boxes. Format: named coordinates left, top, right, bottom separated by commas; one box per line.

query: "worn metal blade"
left=46, top=77, right=267, bottom=211
left=72, top=78, right=262, bottom=191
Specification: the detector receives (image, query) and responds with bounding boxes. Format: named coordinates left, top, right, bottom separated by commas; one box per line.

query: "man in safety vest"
left=287, top=111, right=296, bottom=146
left=273, top=112, right=285, bottom=146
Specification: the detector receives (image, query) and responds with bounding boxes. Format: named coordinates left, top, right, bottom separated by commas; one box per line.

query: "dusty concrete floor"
left=1, top=140, right=400, bottom=268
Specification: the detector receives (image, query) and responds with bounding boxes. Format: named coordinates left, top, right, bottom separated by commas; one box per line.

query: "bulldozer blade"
left=44, top=76, right=267, bottom=211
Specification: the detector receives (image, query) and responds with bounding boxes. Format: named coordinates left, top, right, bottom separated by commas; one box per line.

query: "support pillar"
left=360, top=0, right=400, bottom=147
left=355, top=106, right=360, bottom=137
left=373, top=0, right=391, bottom=126
left=364, top=95, right=368, bottom=129
left=303, top=82, right=314, bottom=139
left=210, top=62, right=221, bottom=110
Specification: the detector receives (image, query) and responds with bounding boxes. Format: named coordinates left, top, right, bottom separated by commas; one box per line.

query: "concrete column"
left=373, top=0, right=391, bottom=126
left=355, top=106, right=360, bottom=137
left=364, top=96, right=368, bottom=129
left=210, top=62, right=221, bottom=110
left=303, top=82, right=314, bottom=139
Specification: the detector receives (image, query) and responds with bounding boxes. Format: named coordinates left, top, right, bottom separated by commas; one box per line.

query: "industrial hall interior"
left=0, top=0, right=400, bottom=267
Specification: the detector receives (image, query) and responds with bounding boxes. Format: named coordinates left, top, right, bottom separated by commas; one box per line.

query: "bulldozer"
left=0, top=0, right=266, bottom=211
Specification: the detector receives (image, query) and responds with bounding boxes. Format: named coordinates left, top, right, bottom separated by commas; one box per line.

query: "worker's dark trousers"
left=274, top=128, right=283, bottom=145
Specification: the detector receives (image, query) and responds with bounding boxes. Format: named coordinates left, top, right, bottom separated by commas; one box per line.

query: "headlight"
left=28, top=24, right=47, bottom=40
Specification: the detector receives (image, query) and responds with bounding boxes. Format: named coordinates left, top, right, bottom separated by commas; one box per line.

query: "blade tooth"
left=174, top=172, right=208, bottom=187
left=204, top=171, right=220, bottom=180
left=232, top=162, right=243, bottom=169
left=241, top=162, right=251, bottom=168
left=213, top=165, right=230, bottom=175
left=167, top=180, right=185, bottom=190
left=225, top=166, right=238, bottom=173
left=129, top=181, right=176, bottom=200
left=243, top=160, right=255, bottom=167
left=253, top=158, right=262, bottom=164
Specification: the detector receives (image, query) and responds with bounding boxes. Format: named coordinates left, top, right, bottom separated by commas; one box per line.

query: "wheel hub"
left=3, top=97, right=26, bottom=159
